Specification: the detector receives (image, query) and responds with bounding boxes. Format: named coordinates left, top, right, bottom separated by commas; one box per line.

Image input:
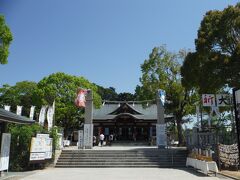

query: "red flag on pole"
left=75, top=89, right=87, bottom=108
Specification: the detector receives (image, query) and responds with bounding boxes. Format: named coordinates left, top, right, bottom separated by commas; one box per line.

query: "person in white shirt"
left=109, top=134, right=113, bottom=146
left=99, top=133, right=105, bottom=146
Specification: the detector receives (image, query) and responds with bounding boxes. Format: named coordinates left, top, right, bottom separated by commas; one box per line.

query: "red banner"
left=75, top=89, right=87, bottom=108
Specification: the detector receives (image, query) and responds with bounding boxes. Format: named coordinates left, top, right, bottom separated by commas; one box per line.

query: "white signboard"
left=30, top=153, right=45, bottom=161
left=84, top=124, right=93, bottom=148
left=45, top=152, right=52, bottom=159
left=37, top=134, right=49, bottom=138
left=30, top=135, right=53, bottom=161
left=45, top=138, right=52, bottom=152
left=78, top=130, right=84, bottom=149
left=30, top=137, right=46, bottom=153
left=156, top=124, right=167, bottom=147
left=202, top=94, right=215, bottom=107
left=216, top=94, right=231, bottom=107
left=0, top=133, right=11, bottom=171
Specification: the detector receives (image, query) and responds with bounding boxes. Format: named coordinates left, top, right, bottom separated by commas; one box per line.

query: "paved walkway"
left=0, top=146, right=233, bottom=180
left=3, top=168, right=225, bottom=180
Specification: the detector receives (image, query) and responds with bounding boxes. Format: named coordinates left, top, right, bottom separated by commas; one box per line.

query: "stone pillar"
left=84, top=90, right=93, bottom=149
left=192, top=127, right=198, bottom=146
left=156, top=91, right=167, bottom=148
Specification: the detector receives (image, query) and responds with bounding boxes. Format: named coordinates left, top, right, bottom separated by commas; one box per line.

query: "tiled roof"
left=93, top=103, right=173, bottom=120
left=0, top=108, right=35, bottom=124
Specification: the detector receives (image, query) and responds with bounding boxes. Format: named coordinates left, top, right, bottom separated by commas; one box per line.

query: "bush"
left=8, top=123, right=47, bottom=171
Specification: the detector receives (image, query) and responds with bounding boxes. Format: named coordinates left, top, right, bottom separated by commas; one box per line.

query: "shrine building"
left=92, top=101, right=173, bottom=141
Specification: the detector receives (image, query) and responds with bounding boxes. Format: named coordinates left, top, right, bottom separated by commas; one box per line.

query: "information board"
left=0, top=133, right=11, bottom=171
left=78, top=130, right=84, bottom=149
left=156, top=124, right=167, bottom=147
left=84, top=124, right=93, bottom=148
left=30, top=135, right=53, bottom=161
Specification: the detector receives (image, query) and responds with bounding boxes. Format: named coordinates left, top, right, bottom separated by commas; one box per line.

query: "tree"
left=136, top=46, right=197, bottom=145
left=117, top=92, right=136, bottom=101
left=96, top=85, right=118, bottom=100
left=0, top=81, right=38, bottom=116
left=8, top=124, right=46, bottom=171
left=0, top=15, right=13, bottom=64
left=181, top=3, right=240, bottom=92
left=36, top=72, right=102, bottom=138
left=96, top=85, right=136, bottom=101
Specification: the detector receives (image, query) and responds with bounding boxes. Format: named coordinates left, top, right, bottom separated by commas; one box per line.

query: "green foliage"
left=117, top=92, right=136, bottom=101
left=0, top=72, right=103, bottom=138
left=0, top=15, right=13, bottom=64
left=96, top=86, right=118, bottom=100
left=136, top=45, right=198, bottom=145
left=181, top=3, right=240, bottom=92
left=0, top=81, right=38, bottom=116
left=8, top=124, right=46, bottom=171
left=49, top=126, right=60, bottom=150
left=96, top=85, right=136, bottom=101
left=36, top=72, right=102, bottom=137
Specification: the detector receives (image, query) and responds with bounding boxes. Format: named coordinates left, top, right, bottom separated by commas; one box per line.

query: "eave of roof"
left=0, top=108, right=35, bottom=124
left=93, top=102, right=175, bottom=122
left=109, top=103, right=143, bottom=115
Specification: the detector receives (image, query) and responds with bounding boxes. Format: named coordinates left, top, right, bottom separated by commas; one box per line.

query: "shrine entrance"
left=92, top=102, right=168, bottom=145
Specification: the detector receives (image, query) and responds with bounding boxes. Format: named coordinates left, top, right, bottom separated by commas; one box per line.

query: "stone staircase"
left=112, top=140, right=149, bottom=146
left=55, top=148, right=187, bottom=168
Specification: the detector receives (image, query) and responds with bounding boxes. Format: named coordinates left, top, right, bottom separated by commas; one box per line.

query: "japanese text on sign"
left=202, top=94, right=215, bottom=107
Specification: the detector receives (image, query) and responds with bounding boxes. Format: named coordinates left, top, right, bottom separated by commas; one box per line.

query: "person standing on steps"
left=109, top=134, right=113, bottom=146
left=99, top=133, right=105, bottom=147
left=93, top=135, right=96, bottom=146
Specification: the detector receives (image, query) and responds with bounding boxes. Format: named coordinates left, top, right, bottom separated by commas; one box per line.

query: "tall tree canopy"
left=96, top=86, right=118, bottom=101
left=117, top=92, right=136, bottom=101
left=0, top=81, right=38, bottom=116
left=36, top=72, right=102, bottom=136
left=0, top=73, right=102, bottom=137
left=0, top=15, right=13, bottom=64
left=181, top=3, right=240, bottom=92
left=136, top=46, right=197, bottom=145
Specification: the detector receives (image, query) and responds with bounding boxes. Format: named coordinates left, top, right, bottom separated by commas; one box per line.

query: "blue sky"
left=0, top=0, right=238, bottom=93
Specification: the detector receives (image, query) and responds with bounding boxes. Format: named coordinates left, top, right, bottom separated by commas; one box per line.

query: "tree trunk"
left=176, top=116, right=183, bottom=146
left=64, top=127, right=68, bottom=139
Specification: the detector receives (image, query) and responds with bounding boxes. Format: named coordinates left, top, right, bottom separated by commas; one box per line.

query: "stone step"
left=59, top=155, right=186, bottom=158
left=55, top=149, right=187, bottom=168
left=58, top=156, right=187, bottom=159
left=58, top=158, right=186, bottom=162
left=57, top=161, right=186, bottom=164
left=61, top=150, right=187, bottom=153
left=60, top=152, right=187, bottom=155
left=57, top=162, right=185, bottom=166
left=57, top=157, right=186, bottom=161
left=60, top=153, right=186, bottom=155
left=55, top=164, right=184, bottom=168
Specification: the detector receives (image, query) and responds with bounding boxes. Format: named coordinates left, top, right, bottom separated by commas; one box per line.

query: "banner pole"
left=232, top=88, right=240, bottom=168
